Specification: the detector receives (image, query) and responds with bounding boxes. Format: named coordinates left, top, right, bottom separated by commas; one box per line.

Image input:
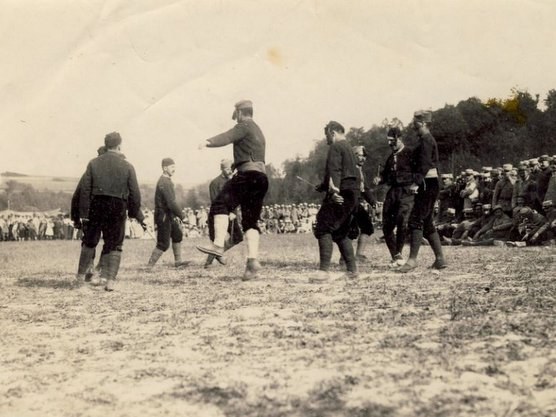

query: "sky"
left=1, top=0, right=555, bottom=187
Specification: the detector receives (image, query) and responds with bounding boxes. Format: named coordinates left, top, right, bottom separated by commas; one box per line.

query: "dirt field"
left=1, top=235, right=555, bottom=417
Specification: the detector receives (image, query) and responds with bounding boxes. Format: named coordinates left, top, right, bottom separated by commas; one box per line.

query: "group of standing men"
left=74, top=100, right=447, bottom=290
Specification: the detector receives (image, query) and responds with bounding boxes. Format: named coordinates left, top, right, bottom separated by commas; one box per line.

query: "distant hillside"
left=0, top=172, right=194, bottom=193
left=1, top=171, right=29, bottom=177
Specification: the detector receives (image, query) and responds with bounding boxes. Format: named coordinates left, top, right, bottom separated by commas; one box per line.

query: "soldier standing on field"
left=196, top=100, right=268, bottom=281
left=204, top=159, right=244, bottom=268
left=147, top=158, right=191, bottom=269
left=374, top=126, right=417, bottom=267
left=398, top=110, right=447, bottom=272
left=311, top=121, right=360, bottom=282
left=77, top=132, right=144, bottom=291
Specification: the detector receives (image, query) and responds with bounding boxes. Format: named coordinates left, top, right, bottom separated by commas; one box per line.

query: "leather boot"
left=427, top=231, right=447, bottom=269
left=148, top=248, right=164, bottom=267
left=101, top=251, right=122, bottom=291
left=383, top=230, right=398, bottom=259
left=337, top=238, right=358, bottom=277
left=172, top=242, right=190, bottom=268
left=77, top=246, right=95, bottom=280
left=318, top=234, right=333, bottom=272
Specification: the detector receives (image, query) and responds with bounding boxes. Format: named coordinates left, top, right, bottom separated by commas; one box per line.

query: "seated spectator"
left=464, top=205, right=513, bottom=245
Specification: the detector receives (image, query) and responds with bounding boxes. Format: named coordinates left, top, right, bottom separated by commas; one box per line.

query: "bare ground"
left=0, top=235, right=555, bottom=417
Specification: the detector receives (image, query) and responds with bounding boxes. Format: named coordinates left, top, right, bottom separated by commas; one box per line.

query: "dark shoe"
left=430, top=259, right=447, bottom=270
left=84, top=272, right=93, bottom=282
left=242, top=258, right=261, bottom=281
left=174, top=261, right=191, bottom=268
left=196, top=243, right=224, bottom=257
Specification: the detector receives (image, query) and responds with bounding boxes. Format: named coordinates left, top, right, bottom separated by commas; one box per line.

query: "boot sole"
left=196, top=246, right=224, bottom=258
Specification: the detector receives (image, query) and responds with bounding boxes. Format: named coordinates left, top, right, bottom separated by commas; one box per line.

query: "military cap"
left=542, top=200, right=553, bottom=208
left=539, top=155, right=550, bottom=162
left=482, top=166, right=493, bottom=172
left=104, top=131, right=122, bottom=147
left=465, top=168, right=474, bottom=176
left=413, top=109, right=432, bottom=123
left=161, top=157, right=175, bottom=167
left=463, top=208, right=473, bottom=214
left=441, top=173, right=453, bottom=179
left=447, top=208, right=456, bottom=215
left=529, top=158, right=539, bottom=166
left=387, top=126, right=402, bottom=139
left=232, top=99, right=253, bottom=120
left=493, top=204, right=503, bottom=212
left=220, top=159, right=233, bottom=169
left=502, top=163, right=513, bottom=172
left=483, top=204, right=492, bottom=210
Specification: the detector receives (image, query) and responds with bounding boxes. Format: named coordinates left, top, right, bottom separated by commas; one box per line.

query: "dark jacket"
left=206, top=119, right=266, bottom=169
left=413, top=130, right=439, bottom=185
left=381, top=145, right=418, bottom=187
left=79, top=151, right=142, bottom=219
left=154, top=175, right=183, bottom=224
left=209, top=174, right=229, bottom=203
left=322, top=140, right=358, bottom=191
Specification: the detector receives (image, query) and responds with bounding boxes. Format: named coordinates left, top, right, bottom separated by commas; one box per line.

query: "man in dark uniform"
left=147, top=158, right=190, bottom=268
left=537, top=155, right=552, bottom=203
left=399, top=110, right=447, bottom=272
left=77, top=132, right=143, bottom=291
left=311, top=121, right=360, bottom=281
left=374, top=126, right=417, bottom=267
left=196, top=100, right=268, bottom=280
left=204, top=159, right=244, bottom=268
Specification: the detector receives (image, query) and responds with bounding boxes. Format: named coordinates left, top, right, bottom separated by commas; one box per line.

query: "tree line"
left=2, top=88, right=555, bottom=212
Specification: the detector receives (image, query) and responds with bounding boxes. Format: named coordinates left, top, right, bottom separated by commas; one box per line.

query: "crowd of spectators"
left=2, top=154, right=555, bottom=247
left=434, top=154, right=556, bottom=246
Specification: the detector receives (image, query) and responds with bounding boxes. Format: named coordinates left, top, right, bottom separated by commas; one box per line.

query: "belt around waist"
left=425, top=168, right=438, bottom=178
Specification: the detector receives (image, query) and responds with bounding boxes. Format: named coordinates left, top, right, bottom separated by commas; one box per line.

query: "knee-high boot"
left=77, top=246, right=96, bottom=279
left=337, top=237, right=357, bottom=275
left=427, top=231, right=447, bottom=269
left=101, top=251, right=122, bottom=291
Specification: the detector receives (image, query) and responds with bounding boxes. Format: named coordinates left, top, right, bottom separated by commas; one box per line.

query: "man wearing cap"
left=345, top=145, right=376, bottom=263
left=204, top=159, right=244, bottom=268
left=512, top=165, right=541, bottom=212
left=537, top=155, right=552, bottom=202
left=465, top=204, right=512, bottom=245
left=77, top=132, right=144, bottom=291
left=147, top=158, right=190, bottom=269
left=374, top=126, right=417, bottom=267
left=197, top=100, right=268, bottom=280
left=528, top=200, right=556, bottom=244
left=460, top=169, right=479, bottom=211
left=437, top=173, right=457, bottom=223
left=399, top=110, right=447, bottom=272
left=311, top=121, right=360, bottom=281
left=492, top=164, right=515, bottom=216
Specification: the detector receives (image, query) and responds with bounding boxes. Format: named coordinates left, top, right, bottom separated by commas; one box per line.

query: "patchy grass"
left=0, top=235, right=555, bottom=417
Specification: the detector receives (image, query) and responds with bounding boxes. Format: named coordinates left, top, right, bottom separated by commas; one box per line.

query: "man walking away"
left=77, top=132, right=144, bottom=291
